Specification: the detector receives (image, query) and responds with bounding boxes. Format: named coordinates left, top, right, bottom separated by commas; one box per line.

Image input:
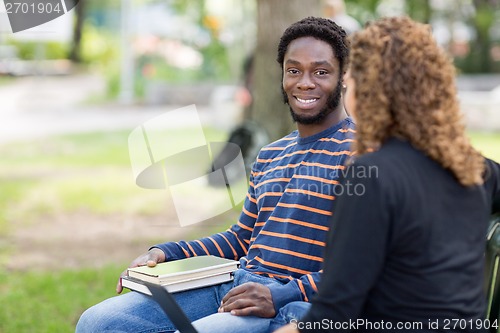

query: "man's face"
left=282, top=36, right=342, bottom=125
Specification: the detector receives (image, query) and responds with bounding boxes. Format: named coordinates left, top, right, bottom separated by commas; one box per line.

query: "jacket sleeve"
left=152, top=167, right=259, bottom=261
left=268, top=271, right=322, bottom=312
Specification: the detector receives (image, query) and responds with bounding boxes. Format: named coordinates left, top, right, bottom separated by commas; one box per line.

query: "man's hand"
left=115, top=248, right=166, bottom=294
left=218, top=282, right=276, bottom=317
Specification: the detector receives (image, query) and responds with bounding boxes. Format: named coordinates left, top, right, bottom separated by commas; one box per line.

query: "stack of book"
left=121, top=255, right=240, bottom=295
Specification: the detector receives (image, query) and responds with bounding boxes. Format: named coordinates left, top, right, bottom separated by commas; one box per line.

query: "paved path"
left=0, top=74, right=230, bottom=144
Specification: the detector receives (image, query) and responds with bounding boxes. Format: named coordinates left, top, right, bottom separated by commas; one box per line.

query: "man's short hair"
left=277, top=16, right=350, bottom=74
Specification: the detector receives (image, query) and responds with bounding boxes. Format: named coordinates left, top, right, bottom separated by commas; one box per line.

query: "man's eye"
left=287, top=69, right=299, bottom=74
left=316, top=70, right=328, bottom=75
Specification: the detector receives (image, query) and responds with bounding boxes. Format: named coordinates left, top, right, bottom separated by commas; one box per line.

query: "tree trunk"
left=467, top=0, right=498, bottom=72
left=69, top=0, right=86, bottom=63
left=251, top=0, right=321, bottom=142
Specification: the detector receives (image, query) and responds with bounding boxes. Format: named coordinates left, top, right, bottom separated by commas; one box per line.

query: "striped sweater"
left=155, top=117, right=355, bottom=310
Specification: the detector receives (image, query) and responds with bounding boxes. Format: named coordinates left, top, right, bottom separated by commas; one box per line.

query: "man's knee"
left=75, top=293, right=155, bottom=333
left=75, top=303, right=107, bottom=333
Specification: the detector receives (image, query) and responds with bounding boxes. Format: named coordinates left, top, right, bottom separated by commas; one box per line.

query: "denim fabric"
left=268, top=301, right=311, bottom=332
left=76, top=269, right=290, bottom=333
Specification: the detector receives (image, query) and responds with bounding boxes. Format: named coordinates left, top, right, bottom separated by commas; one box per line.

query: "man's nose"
left=297, top=74, right=315, bottom=89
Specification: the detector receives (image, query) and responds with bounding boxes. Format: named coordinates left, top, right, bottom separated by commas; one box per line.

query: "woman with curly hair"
left=274, top=16, right=500, bottom=333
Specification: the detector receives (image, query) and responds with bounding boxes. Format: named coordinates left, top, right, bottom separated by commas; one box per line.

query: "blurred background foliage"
left=2, top=0, right=499, bottom=98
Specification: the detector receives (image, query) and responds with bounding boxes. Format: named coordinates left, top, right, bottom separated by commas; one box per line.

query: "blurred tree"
left=69, top=0, right=87, bottom=62
left=344, top=0, right=380, bottom=24
left=251, top=0, right=322, bottom=142
left=407, top=0, right=431, bottom=23
left=465, top=0, right=499, bottom=72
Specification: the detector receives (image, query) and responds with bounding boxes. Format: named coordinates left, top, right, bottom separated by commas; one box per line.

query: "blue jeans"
left=268, top=301, right=311, bottom=332
left=76, top=269, right=293, bottom=333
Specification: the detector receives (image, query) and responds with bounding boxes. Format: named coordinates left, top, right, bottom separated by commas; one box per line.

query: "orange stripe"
left=261, top=142, right=297, bottom=151
left=259, top=230, right=326, bottom=247
left=250, top=244, right=323, bottom=262
left=208, top=237, right=224, bottom=257
left=284, top=188, right=334, bottom=200
left=257, top=148, right=352, bottom=164
left=252, top=164, right=299, bottom=177
left=195, top=240, right=210, bottom=255
left=319, top=137, right=355, bottom=143
left=307, top=275, right=318, bottom=293
left=277, top=202, right=332, bottom=216
left=300, top=161, right=345, bottom=171
left=186, top=243, right=197, bottom=256
left=242, top=206, right=258, bottom=219
left=228, top=229, right=249, bottom=252
left=297, top=280, right=309, bottom=302
left=176, top=242, right=190, bottom=258
left=257, top=191, right=283, bottom=203
left=253, top=160, right=345, bottom=178
left=339, top=128, right=356, bottom=133
left=294, top=174, right=339, bottom=185
left=253, top=256, right=312, bottom=275
left=255, top=221, right=266, bottom=227
left=218, top=233, right=238, bottom=260
left=261, top=146, right=287, bottom=151
left=254, top=177, right=291, bottom=190
left=268, top=216, right=329, bottom=231
left=260, top=207, right=276, bottom=212
left=237, top=221, right=254, bottom=232
left=252, top=163, right=301, bottom=177
left=247, top=193, right=257, bottom=204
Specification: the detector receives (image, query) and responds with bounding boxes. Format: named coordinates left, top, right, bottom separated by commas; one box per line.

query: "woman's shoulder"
left=352, top=138, right=414, bottom=167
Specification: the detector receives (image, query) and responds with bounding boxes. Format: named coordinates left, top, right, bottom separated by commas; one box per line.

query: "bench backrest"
left=485, top=214, right=500, bottom=332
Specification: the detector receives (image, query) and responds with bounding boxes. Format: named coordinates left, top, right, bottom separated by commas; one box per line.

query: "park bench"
left=485, top=213, right=500, bottom=332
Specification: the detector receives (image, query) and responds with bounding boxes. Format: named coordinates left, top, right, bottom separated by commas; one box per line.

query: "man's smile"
left=293, top=95, right=320, bottom=109
left=295, top=97, right=318, bottom=104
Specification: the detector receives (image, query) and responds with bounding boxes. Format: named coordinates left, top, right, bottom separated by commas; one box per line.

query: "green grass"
left=468, top=131, right=500, bottom=162
left=0, top=127, right=229, bottom=233
left=0, top=266, right=123, bottom=333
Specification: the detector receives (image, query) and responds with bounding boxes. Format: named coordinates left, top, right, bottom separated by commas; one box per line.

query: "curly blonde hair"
left=349, top=16, right=485, bottom=186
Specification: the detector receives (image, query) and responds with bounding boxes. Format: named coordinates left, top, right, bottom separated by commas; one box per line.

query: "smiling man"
left=76, top=17, right=354, bottom=333
left=280, top=34, right=347, bottom=136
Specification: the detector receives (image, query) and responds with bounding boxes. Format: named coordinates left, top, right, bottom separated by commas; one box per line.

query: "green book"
left=127, top=255, right=240, bottom=285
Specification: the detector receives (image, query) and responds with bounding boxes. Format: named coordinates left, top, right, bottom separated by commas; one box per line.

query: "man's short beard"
left=282, top=80, right=343, bottom=125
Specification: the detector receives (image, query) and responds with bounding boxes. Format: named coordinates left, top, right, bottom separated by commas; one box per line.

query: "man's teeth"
left=296, top=97, right=317, bottom=104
